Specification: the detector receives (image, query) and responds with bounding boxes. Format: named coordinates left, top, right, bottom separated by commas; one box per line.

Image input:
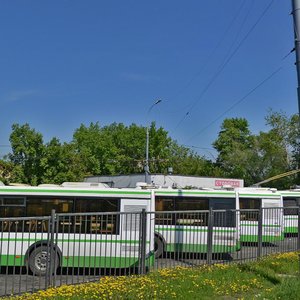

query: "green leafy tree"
left=72, top=121, right=213, bottom=177
left=41, top=138, right=87, bottom=184
left=213, top=118, right=254, bottom=179
left=213, top=112, right=299, bottom=188
left=168, top=141, right=216, bottom=177
left=0, top=159, right=16, bottom=184
left=72, top=122, right=172, bottom=175
left=260, top=110, right=300, bottom=188
left=9, top=124, right=45, bottom=185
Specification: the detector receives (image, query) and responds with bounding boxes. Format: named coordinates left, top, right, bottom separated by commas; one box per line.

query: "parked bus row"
left=0, top=181, right=298, bottom=275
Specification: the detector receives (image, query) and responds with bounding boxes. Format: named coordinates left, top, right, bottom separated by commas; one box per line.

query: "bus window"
left=0, top=206, right=24, bottom=218
left=27, top=197, right=73, bottom=216
left=283, top=197, right=299, bottom=215
left=210, top=198, right=236, bottom=227
left=75, top=197, right=119, bottom=213
left=239, top=198, right=260, bottom=221
left=155, top=198, right=175, bottom=225
left=26, top=197, right=73, bottom=232
left=175, top=197, right=209, bottom=211
left=75, top=197, right=120, bottom=234
left=0, top=197, right=26, bottom=232
left=0, top=197, right=26, bottom=218
left=155, top=198, right=174, bottom=211
left=175, top=197, right=209, bottom=226
left=0, top=197, right=26, bottom=207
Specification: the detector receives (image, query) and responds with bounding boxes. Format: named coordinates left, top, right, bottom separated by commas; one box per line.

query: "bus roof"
left=0, top=184, right=152, bottom=198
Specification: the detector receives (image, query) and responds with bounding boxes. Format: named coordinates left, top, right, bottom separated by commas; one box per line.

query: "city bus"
left=153, top=188, right=240, bottom=258
left=0, top=182, right=155, bottom=276
left=280, top=189, right=300, bottom=235
left=0, top=182, right=285, bottom=275
left=152, top=187, right=284, bottom=257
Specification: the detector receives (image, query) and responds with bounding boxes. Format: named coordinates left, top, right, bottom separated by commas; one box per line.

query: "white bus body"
left=0, top=184, right=155, bottom=275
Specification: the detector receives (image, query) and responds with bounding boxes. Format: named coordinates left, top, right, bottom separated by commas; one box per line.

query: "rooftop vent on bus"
left=135, top=182, right=158, bottom=189
left=38, top=184, right=61, bottom=187
left=221, top=185, right=234, bottom=190
left=61, top=182, right=109, bottom=188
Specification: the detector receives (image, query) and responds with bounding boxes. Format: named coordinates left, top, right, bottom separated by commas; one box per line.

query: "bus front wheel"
left=28, top=245, right=59, bottom=276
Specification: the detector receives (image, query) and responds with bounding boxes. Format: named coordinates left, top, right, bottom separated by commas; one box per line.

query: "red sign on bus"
left=215, top=180, right=241, bottom=187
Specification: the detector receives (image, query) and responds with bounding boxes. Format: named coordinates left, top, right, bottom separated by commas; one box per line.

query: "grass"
left=5, top=251, right=300, bottom=300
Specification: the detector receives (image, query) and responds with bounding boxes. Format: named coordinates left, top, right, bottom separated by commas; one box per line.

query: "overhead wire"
left=186, top=65, right=283, bottom=143
left=168, top=1, right=247, bottom=106
left=185, top=0, right=255, bottom=113
left=183, top=145, right=217, bottom=160
left=172, top=0, right=275, bottom=134
left=171, top=1, right=248, bottom=129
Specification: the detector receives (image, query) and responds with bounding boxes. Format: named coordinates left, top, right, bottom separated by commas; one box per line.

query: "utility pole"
left=292, top=1, right=300, bottom=178
left=292, top=0, right=300, bottom=118
left=145, top=99, right=162, bottom=184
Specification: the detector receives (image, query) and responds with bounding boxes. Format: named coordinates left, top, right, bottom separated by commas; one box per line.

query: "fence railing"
left=0, top=207, right=299, bottom=297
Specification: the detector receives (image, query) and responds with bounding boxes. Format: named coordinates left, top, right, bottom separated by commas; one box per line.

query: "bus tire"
left=154, top=235, right=164, bottom=258
left=28, top=245, right=59, bottom=276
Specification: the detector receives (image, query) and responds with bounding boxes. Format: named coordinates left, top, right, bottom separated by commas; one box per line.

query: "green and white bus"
left=0, top=182, right=155, bottom=275
left=0, top=182, right=285, bottom=275
left=153, top=188, right=240, bottom=257
left=152, top=187, right=284, bottom=257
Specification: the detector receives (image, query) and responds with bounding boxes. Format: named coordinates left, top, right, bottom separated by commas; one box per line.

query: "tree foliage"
left=212, top=111, right=300, bottom=187
left=9, top=124, right=45, bottom=185
left=4, top=110, right=300, bottom=188
left=6, top=121, right=211, bottom=185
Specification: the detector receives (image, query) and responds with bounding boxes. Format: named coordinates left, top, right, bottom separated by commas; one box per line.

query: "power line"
left=169, top=1, right=247, bottom=103
left=171, top=1, right=249, bottom=131
left=183, top=145, right=217, bottom=160
left=173, top=0, right=275, bottom=132
left=186, top=65, right=283, bottom=143
left=186, top=0, right=255, bottom=112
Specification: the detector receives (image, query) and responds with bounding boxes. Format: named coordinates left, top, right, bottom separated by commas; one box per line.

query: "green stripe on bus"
left=284, top=227, right=298, bottom=233
left=240, top=234, right=284, bottom=242
left=0, top=238, right=148, bottom=244
left=165, top=243, right=237, bottom=253
left=238, top=193, right=280, bottom=198
left=0, top=255, right=150, bottom=268
left=0, top=255, right=25, bottom=266
left=62, top=256, right=139, bottom=268
left=155, top=227, right=236, bottom=233
left=0, top=188, right=151, bottom=196
left=155, top=191, right=280, bottom=198
left=155, top=191, right=235, bottom=196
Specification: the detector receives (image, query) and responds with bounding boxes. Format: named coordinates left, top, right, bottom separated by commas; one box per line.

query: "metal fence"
left=0, top=207, right=299, bottom=297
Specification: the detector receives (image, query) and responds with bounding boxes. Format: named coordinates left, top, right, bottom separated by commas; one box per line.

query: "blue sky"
left=0, top=0, right=297, bottom=160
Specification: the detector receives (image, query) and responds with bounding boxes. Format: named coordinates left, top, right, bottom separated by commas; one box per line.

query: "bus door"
left=120, top=198, right=151, bottom=259
left=283, top=196, right=300, bottom=234
left=261, top=198, right=284, bottom=241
